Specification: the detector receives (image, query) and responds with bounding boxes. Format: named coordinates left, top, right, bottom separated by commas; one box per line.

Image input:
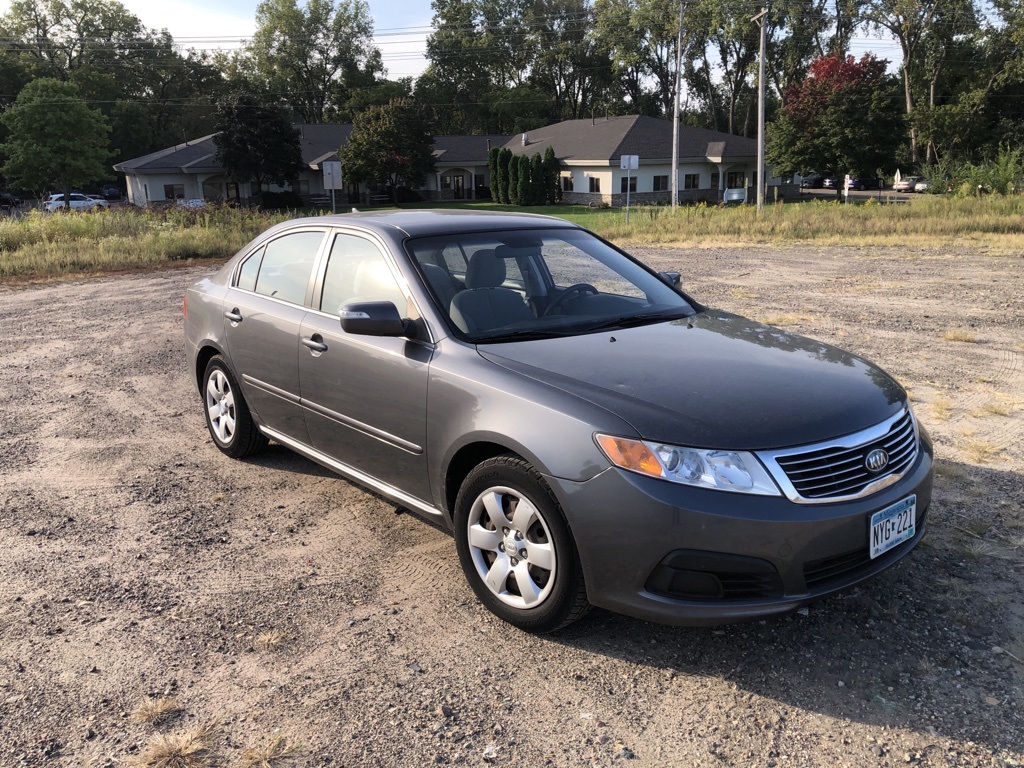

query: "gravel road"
left=0, top=244, right=1022, bottom=767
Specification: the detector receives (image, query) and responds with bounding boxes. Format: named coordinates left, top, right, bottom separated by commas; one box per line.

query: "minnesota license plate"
left=870, top=495, right=916, bottom=559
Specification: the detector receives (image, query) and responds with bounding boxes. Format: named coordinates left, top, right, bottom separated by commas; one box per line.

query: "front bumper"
left=547, top=434, right=933, bottom=626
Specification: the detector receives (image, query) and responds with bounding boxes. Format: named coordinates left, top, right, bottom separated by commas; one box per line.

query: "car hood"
left=477, top=309, right=906, bottom=450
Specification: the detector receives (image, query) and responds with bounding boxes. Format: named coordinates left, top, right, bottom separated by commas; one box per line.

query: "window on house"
left=727, top=172, right=746, bottom=189
left=588, top=177, right=601, bottom=193
left=711, top=173, right=720, bottom=190
left=562, top=175, right=574, bottom=192
left=684, top=174, right=700, bottom=190
left=653, top=175, right=669, bottom=191
left=619, top=176, right=637, bottom=193
left=163, top=184, right=184, bottom=200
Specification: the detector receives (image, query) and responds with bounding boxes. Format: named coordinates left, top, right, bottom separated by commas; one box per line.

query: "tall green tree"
left=239, top=0, right=383, bottom=123
left=542, top=145, right=561, bottom=203
left=339, top=99, right=435, bottom=203
left=767, top=54, right=903, bottom=181
left=1, top=78, right=109, bottom=198
left=213, top=91, right=305, bottom=199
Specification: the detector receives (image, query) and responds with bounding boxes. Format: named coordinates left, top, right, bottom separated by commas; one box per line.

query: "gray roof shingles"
left=502, top=115, right=756, bottom=164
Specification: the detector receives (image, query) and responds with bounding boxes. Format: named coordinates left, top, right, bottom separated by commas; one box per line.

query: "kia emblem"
left=865, top=448, right=889, bottom=473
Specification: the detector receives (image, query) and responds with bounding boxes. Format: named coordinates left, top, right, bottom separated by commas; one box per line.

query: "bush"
left=394, top=186, right=422, bottom=203
left=260, top=190, right=304, bottom=209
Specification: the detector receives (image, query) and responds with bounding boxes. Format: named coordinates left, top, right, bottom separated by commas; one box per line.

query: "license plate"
left=870, top=495, right=917, bottom=559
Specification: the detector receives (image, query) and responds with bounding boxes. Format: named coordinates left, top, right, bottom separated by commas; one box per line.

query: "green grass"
left=0, top=194, right=1021, bottom=280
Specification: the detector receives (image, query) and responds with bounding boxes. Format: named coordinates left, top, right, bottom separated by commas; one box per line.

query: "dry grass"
left=240, top=735, right=303, bottom=767
left=963, top=438, right=1002, bottom=464
left=960, top=540, right=1000, bottom=559
left=929, top=395, right=955, bottom=422
left=942, top=329, right=981, bottom=343
left=254, top=630, right=286, bottom=651
left=729, top=288, right=760, bottom=299
left=130, top=697, right=184, bottom=725
left=760, top=312, right=815, bottom=326
left=132, top=721, right=217, bottom=768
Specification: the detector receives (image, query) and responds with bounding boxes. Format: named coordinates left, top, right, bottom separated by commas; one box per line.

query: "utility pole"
left=671, top=0, right=685, bottom=212
left=752, top=2, right=769, bottom=210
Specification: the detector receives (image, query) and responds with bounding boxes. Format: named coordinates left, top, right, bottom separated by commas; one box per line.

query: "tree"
left=239, top=0, right=382, bottom=123
left=213, top=91, right=305, bottom=198
left=496, top=147, right=513, bottom=203
left=543, top=146, right=561, bottom=203
left=338, top=98, right=435, bottom=203
left=487, top=147, right=500, bottom=201
left=767, top=54, right=903, bottom=183
left=530, top=153, right=545, bottom=204
left=508, top=151, right=521, bottom=204
left=516, top=155, right=530, bottom=205
left=0, top=77, right=109, bottom=200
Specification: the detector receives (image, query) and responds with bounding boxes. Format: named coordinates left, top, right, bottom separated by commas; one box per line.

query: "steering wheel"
left=541, top=283, right=599, bottom=317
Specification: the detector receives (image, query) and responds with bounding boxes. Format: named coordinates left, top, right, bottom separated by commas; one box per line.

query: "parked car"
left=722, top=187, right=746, bottom=204
left=914, top=179, right=930, bottom=193
left=101, top=184, right=121, bottom=200
left=822, top=176, right=837, bottom=189
left=893, top=176, right=922, bottom=193
left=44, top=193, right=108, bottom=212
left=848, top=175, right=883, bottom=191
left=0, top=192, right=20, bottom=211
left=184, top=211, right=932, bottom=632
left=799, top=173, right=831, bottom=189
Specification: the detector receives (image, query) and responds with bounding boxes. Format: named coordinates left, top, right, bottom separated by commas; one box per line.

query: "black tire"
left=454, top=455, right=590, bottom=632
left=202, top=356, right=267, bottom=458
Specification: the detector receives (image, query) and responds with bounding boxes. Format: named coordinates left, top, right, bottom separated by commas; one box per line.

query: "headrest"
left=465, top=248, right=503, bottom=289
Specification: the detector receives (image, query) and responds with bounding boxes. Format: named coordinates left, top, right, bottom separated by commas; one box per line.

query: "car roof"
left=263, top=209, right=581, bottom=240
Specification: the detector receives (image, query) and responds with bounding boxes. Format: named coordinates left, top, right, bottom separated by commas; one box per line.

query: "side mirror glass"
left=339, top=301, right=408, bottom=337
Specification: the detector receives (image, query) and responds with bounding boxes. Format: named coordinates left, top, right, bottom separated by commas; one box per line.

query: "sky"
left=0, top=0, right=436, bottom=79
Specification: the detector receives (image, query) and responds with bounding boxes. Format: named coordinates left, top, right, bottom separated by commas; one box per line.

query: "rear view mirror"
left=339, top=301, right=409, bottom=337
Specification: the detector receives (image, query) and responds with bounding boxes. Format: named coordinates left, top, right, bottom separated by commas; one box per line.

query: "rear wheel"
left=202, top=356, right=267, bottom=458
left=454, top=455, right=589, bottom=632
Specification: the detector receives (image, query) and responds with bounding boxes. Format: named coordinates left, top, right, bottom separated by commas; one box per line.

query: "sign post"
left=620, top=154, right=639, bottom=223
left=322, top=160, right=343, bottom=214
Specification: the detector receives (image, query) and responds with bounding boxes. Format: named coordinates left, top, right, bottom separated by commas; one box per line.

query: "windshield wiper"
left=473, top=328, right=577, bottom=343
left=580, top=309, right=692, bottom=333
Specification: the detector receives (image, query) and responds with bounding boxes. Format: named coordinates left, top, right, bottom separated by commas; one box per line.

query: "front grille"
left=773, top=410, right=918, bottom=501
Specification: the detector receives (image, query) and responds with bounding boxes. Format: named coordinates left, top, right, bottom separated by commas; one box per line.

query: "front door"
left=453, top=175, right=465, bottom=199
left=298, top=231, right=433, bottom=503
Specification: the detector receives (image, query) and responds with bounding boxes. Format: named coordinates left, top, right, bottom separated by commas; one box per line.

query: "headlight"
left=595, top=434, right=781, bottom=496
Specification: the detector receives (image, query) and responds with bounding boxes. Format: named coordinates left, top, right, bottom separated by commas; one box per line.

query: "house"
left=502, top=115, right=789, bottom=205
left=113, top=115, right=787, bottom=207
left=114, top=124, right=351, bottom=205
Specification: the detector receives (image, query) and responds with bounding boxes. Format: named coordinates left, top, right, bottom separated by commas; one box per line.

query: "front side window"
left=320, top=233, right=407, bottom=315
left=251, top=231, right=325, bottom=305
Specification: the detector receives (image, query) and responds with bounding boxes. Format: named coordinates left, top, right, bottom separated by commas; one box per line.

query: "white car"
left=892, top=176, right=922, bottom=193
left=44, top=193, right=108, bottom=212
left=914, top=179, right=930, bottom=193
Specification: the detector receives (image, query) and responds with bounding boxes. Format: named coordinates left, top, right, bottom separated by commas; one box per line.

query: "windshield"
left=406, top=228, right=696, bottom=342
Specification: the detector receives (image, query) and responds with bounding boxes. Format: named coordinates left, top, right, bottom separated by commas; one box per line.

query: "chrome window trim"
left=757, top=408, right=919, bottom=505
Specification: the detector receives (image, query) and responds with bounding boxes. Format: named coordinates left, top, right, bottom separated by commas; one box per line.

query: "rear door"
left=298, top=230, right=434, bottom=502
left=222, top=228, right=329, bottom=442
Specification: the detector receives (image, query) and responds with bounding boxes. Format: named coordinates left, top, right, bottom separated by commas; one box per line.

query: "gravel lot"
left=1, top=244, right=1022, bottom=767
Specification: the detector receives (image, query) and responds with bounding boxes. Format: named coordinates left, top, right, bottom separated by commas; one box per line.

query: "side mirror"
left=660, top=271, right=682, bottom=289
left=339, top=301, right=409, bottom=337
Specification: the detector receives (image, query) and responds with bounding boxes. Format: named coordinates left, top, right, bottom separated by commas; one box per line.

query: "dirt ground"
left=1, top=243, right=1022, bottom=768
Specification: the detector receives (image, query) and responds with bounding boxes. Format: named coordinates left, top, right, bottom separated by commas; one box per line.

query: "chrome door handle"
left=301, top=336, right=328, bottom=353
left=224, top=309, right=243, bottom=322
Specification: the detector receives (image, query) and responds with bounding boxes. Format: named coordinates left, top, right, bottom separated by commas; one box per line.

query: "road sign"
left=322, top=161, right=343, bottom=190
left=620, top=155, right=639, bottom=170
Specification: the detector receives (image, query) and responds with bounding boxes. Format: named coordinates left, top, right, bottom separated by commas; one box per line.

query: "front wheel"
left=454, top=455, right=589, bottom=632
left=202, top=356, right=267, bottom=458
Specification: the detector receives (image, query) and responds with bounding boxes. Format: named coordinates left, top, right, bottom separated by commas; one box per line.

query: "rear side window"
left=251, top=231, right=325, bottom=305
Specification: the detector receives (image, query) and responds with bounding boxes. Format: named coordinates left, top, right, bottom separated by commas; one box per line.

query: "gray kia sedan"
left=184, top=210, right=932, bottom=632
